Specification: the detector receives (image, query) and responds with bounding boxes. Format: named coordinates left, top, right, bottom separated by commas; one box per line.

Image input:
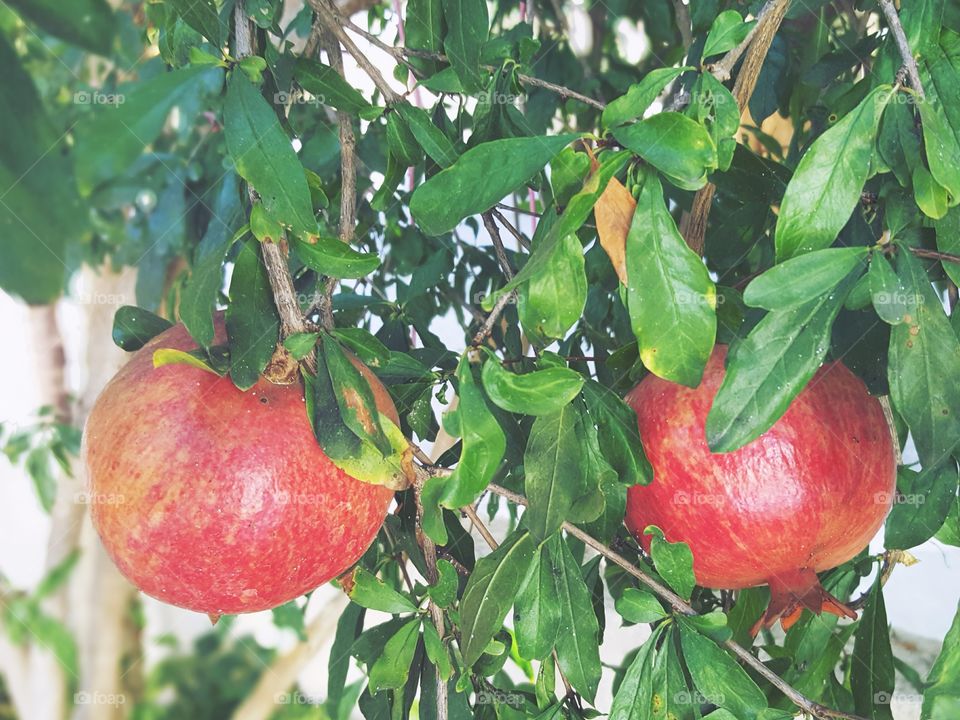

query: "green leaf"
left=775, top=85, right=894, bottom=260
left=283, top=332, right=320, bottom=360
left=612, top=113, right=718, bottom=190
left=347, top=567, right=419, bottom=614
left=441, top=0, right=489, bottom=93
left=4, top=0, right=115, bottom=54
left=553, top=536, right=602, bottom=703
left=885, top=465, right=958, bottom=550
left=887, top=250, right=960, bottom=467
left=410, top=134, right=578, bottom=235
left=608, top=624, right=667, bottom=720
left=870, top=252, right=912, bottom=324
left=626, top=171, right=717, bottom=387
left=615, top=588, right=667, bottom=624
left=688, top=72, right=740, bottom=171
left=112, top=306, right=173, bottom=351
left=439, top=358, right=506, bottom=508
left=34, top=551, right=80, bottom=600
left=386, top=109, right=423, bottom=167
left=922, top=600, right=960, bottom=719
left=485, top=151, right=630, bottom=307
left=914, top=164, right=950, bottom=219
left=602, top=67, right=691, bottom=129
left=851, top=575, right=895, bottom=720
left=459, top=530, right=536, bottom=666
left=295, top=58, right=374, bottom=115
left=703, top=11, right=756, bottom=57
left=224, top=71, right=316, bottom=236
left=395, top=102, right=459, bottom=168
left=368, top=618, right=421, bottom=692
left=181, top=174, right=243, bottom=347
left=481, top=357, right=584, bottom=416
left=744, top=247, right=870, bottom=310
left=306, top=353, right=361, bottom=462
left=920, top=48, right=960, bottom=204
left=0, top=35, right=86, bottom=304
left=935, top=206, right=960, bottom=286
left=645, top=526, right=696, bottom=600
left=166, top=0, right=223, bottom=46
left=518, top=232, right=588, bottom=342
left=226, top=239, right=279, bottom=390
left=423, top=621, right=453, bottom=680
left=514, top=544, right=562, bottom=661
left=330, top=328, right=391, bottom=368
left=706, top=271, right=859, bottom=452
left=524, top=404, right=590, bottom=541
left=75, top=66, right=223, bottom=194
left=405, top=0, right=444, bottom=74
left=427, top=560, right=459, bottom=608
left=581, top=380, right=653, bottom=487
left=679, top=621, right=768, bottom=720
left=152, top=348, right=221, bottom=375
left=292, top=235, right=381, bottom=278
left=25, top=448, right=56, bottom=513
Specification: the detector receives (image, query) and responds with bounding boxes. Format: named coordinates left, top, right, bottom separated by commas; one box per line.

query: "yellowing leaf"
left=594, top=176, right=635, bottom=284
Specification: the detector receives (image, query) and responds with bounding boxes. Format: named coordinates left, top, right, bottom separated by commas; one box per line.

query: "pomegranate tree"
left=625, top=345, right=896, bottom=631
left=83, top=322, right=396, bottom=615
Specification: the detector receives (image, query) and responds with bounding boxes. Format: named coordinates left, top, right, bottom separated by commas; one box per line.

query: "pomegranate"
left=83, top=320, right=396, bottom=615
left=624, top=345, right=895, bottom=631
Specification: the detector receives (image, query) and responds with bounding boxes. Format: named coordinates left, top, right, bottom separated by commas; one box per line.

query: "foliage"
left=2, top=0, right=960, bottom=718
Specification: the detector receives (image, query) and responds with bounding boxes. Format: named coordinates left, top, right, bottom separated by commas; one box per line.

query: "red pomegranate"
left=625, top=345, right=895, bottom=631
left=84, top=321, right=396, bottom=615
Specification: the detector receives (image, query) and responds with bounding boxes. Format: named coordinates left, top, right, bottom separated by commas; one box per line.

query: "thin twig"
left=708, top=0, right=782, bottom=81
left=482, top=212, right=515, bottom=280
left=491, top=209, right=531, bottom=251
left=908, top=246, right=960, bottom=264
left=307, top=0, right=403, bottom=104
left=496, top=203, right=542, bottom=218
left=234, top=0, right=310, bottom=381
left=471, top=291, right=516, bottom=347
left=878, top=0, right=925, bottom=98
left=341, top=19, right=606, bottom=109
left=485, top=483, right=869, bottom=720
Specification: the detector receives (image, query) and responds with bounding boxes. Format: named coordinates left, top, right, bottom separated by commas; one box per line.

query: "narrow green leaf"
left=295, top=58, right=374, bottom=115
left=322, top=336, right=392, bottom=456
left=368, top=618, right=421, bottom=692
left=554, top=536, right=602, bottom=703
left=870, top=252, right=911, bottom=324
left=706, top=271, right=859, bottom=452
left=405, top=0, right=444, bottom=74
left=744, top=247, right=870, bottom=310
left=441, top=0, right=488, bottom=93
left=271, top=601, right=308, bottom=641
left=626, top=172, right=717, bottom=387
left=613, top=113, right=718, bottom=190
left=608, top=624, right=667, bottom=720
left=305, top=352, right=362, bottom=461
left=775, top=85, right=894, bottom=260
left=226, top=239, right=279, bottom=390
left=885, top=465, right=958, bottom=550
left=292, top=235, right=380, bottom=278
left=439, top=358, right=506, bottom=508
left=167, top=0, right=223, bottom=46
left=514, top=544, right=562, bottom=661
left=481, top=357, right=584, bottom=416
left=112, top=306, right=173, bottom=351
left=703, top=11, right=756, bottom=57
left=602, top=67, right=691, bottom=129
left=615, top=588, right=667, bottom=624
left=850, top=575, right=895, bottom=720
left=152, top=348, right=220, bottom=375
left=459, top=530, right=536, bottom=666
left=410, top=134, right=578, bottom=235
left=5, top=0, right=116, bottom=54
left=75, top=66, right=223, bottom=194
left=224, top=72, right=316, bottom=236
left=347, top=567, right=419, bottom=614
left=920, top=47, right=960, bottom=204
left=518, top=232, right=588, bottom=342
left=887, top=250, right=960, bottom=467
left=679, top=621, right=768, bottom=720
left=524, top=404, right=589, bottom=541
left=395, top=102, right=459, bottom=168
left=581, top=380, right=653, bottom=487
left=922, top=600, right=960, bottom=719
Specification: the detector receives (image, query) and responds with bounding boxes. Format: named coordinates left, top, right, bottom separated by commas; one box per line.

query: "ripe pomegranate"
left=84, top=320, right=396, bottom=615
left=625, top=345, right=895, bottom=631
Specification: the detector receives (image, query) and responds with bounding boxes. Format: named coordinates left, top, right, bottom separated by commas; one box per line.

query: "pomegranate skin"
left=625, top=345, right=895, bottom=609
left=83, top=322, right=396, bottom=615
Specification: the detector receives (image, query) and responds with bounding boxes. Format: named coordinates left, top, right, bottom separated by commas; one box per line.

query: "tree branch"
left=484, top=483, right=869, bottom=720
left=672, top=0, right=694, bottom=50
left=482, top=212, right=515, bottom=281
left=234, top=0, right=310, bottom=382
left=878, top=0, right=925, bottom=98
left=307, top=0, right=403, bottom=104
